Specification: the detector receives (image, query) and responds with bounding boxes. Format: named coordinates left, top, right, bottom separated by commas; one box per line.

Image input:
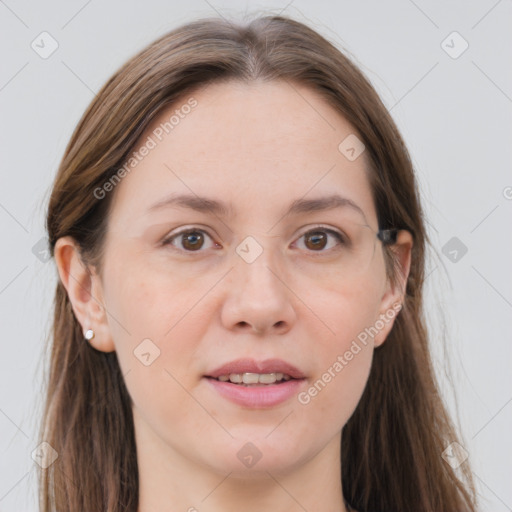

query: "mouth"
left=205, top=357, right=306, bottom=381
left=205, top=372, right=299, bottom=386
left=203, top=359, right=307, bottom=408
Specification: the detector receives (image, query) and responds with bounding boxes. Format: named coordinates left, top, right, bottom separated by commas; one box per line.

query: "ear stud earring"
left=85, top=329, right=95, bottom=341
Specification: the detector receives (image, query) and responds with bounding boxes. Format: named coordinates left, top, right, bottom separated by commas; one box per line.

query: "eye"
left=293, top=226, right=347, bottom=253
left=162, top=225, right=347, bottom=254
left=162, top=228, right=219, bottom=252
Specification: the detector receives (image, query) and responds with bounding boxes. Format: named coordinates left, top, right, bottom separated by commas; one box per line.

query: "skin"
left=55, top=80, right=412, bottom=512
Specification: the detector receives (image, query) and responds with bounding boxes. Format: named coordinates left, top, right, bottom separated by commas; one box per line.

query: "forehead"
left=108, top=79, right=377, bottom=228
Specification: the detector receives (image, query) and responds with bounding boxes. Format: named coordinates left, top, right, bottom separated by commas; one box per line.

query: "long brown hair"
left=41, top=14, right=477, bottom=511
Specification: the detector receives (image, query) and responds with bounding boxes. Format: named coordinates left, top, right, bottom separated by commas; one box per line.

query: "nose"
left=220, top=248, right=297, bottom=336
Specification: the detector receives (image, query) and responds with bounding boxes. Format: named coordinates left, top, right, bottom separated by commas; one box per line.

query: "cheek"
left=101, top=257, right=218, bottom=443
left=103, top=250, right=216, bottom=345
left=303, top=340, right=373, bottom=426
left=299, top=270, right=384, bottom=423
left=101, top=255, right=213, bottom=393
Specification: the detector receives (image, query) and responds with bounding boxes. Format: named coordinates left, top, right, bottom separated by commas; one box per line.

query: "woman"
left=40, top=14, right=477, bottom=511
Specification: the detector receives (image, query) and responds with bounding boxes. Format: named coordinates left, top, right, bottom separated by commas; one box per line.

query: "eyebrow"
left=148, top=192, right=367, bottom=221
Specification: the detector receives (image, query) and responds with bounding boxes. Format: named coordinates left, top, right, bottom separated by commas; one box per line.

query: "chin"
left=201, top=437, right=305, bottom=477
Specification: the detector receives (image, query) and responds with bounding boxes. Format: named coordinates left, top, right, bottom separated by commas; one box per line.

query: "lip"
left=205, top=358, right=306, bottom=379
left=204, top=358, right=307, bottom=409
left=205, top=377, right=305, bottom=408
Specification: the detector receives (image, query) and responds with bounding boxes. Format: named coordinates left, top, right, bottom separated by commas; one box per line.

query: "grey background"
left=1, top=0, right=511, bottom=510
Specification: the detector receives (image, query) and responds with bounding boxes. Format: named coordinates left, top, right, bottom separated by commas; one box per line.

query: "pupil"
left=306, top=231, right=326, bottom=250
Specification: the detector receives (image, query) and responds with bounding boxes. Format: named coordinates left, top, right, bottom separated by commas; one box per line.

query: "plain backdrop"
left=0, top=1, right=511, bottom=510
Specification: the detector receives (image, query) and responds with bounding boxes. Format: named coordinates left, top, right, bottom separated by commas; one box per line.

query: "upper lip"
left=205, top=358, right=306, bottom=379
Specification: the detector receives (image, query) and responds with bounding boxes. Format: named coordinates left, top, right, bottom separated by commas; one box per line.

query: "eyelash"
left=161, top=225, right=347, bottom=255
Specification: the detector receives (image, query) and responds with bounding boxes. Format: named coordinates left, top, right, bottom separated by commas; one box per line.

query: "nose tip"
left=220, top=259, right=296, bottom=336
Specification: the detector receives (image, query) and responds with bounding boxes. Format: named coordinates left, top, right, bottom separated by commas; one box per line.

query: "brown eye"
left=295, top=228, right=345, bottom=253
left=304, top=231, right=328, bottom=250
left=163, top=228, right=218, bottom=252
left=181, top=230, right=204, bottom=251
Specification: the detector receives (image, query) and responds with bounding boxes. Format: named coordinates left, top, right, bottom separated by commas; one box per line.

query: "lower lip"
left=205, top=377, right=305, bottom=408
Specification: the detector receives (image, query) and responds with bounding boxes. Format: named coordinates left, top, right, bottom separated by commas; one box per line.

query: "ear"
left=54, top=236, right=115, bottom=352
left=373, top=230, right=413, bottom=347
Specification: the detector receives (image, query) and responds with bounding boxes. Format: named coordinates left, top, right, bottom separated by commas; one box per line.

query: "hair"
left=40, top=14, right=477, bottom=512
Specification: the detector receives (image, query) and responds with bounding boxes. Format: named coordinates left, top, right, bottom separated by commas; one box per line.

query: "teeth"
left=215, top=372, right=293, bottom=384
left=242, top=373, right=261, bottom=384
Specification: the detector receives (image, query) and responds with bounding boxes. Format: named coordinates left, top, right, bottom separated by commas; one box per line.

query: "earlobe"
left=54, top=236, right=115, bottom=353
left=373, top=230, right=413, bottom=347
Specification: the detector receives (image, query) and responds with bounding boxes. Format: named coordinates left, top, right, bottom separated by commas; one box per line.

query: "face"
left=82, top=80, right=403, bottom=477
